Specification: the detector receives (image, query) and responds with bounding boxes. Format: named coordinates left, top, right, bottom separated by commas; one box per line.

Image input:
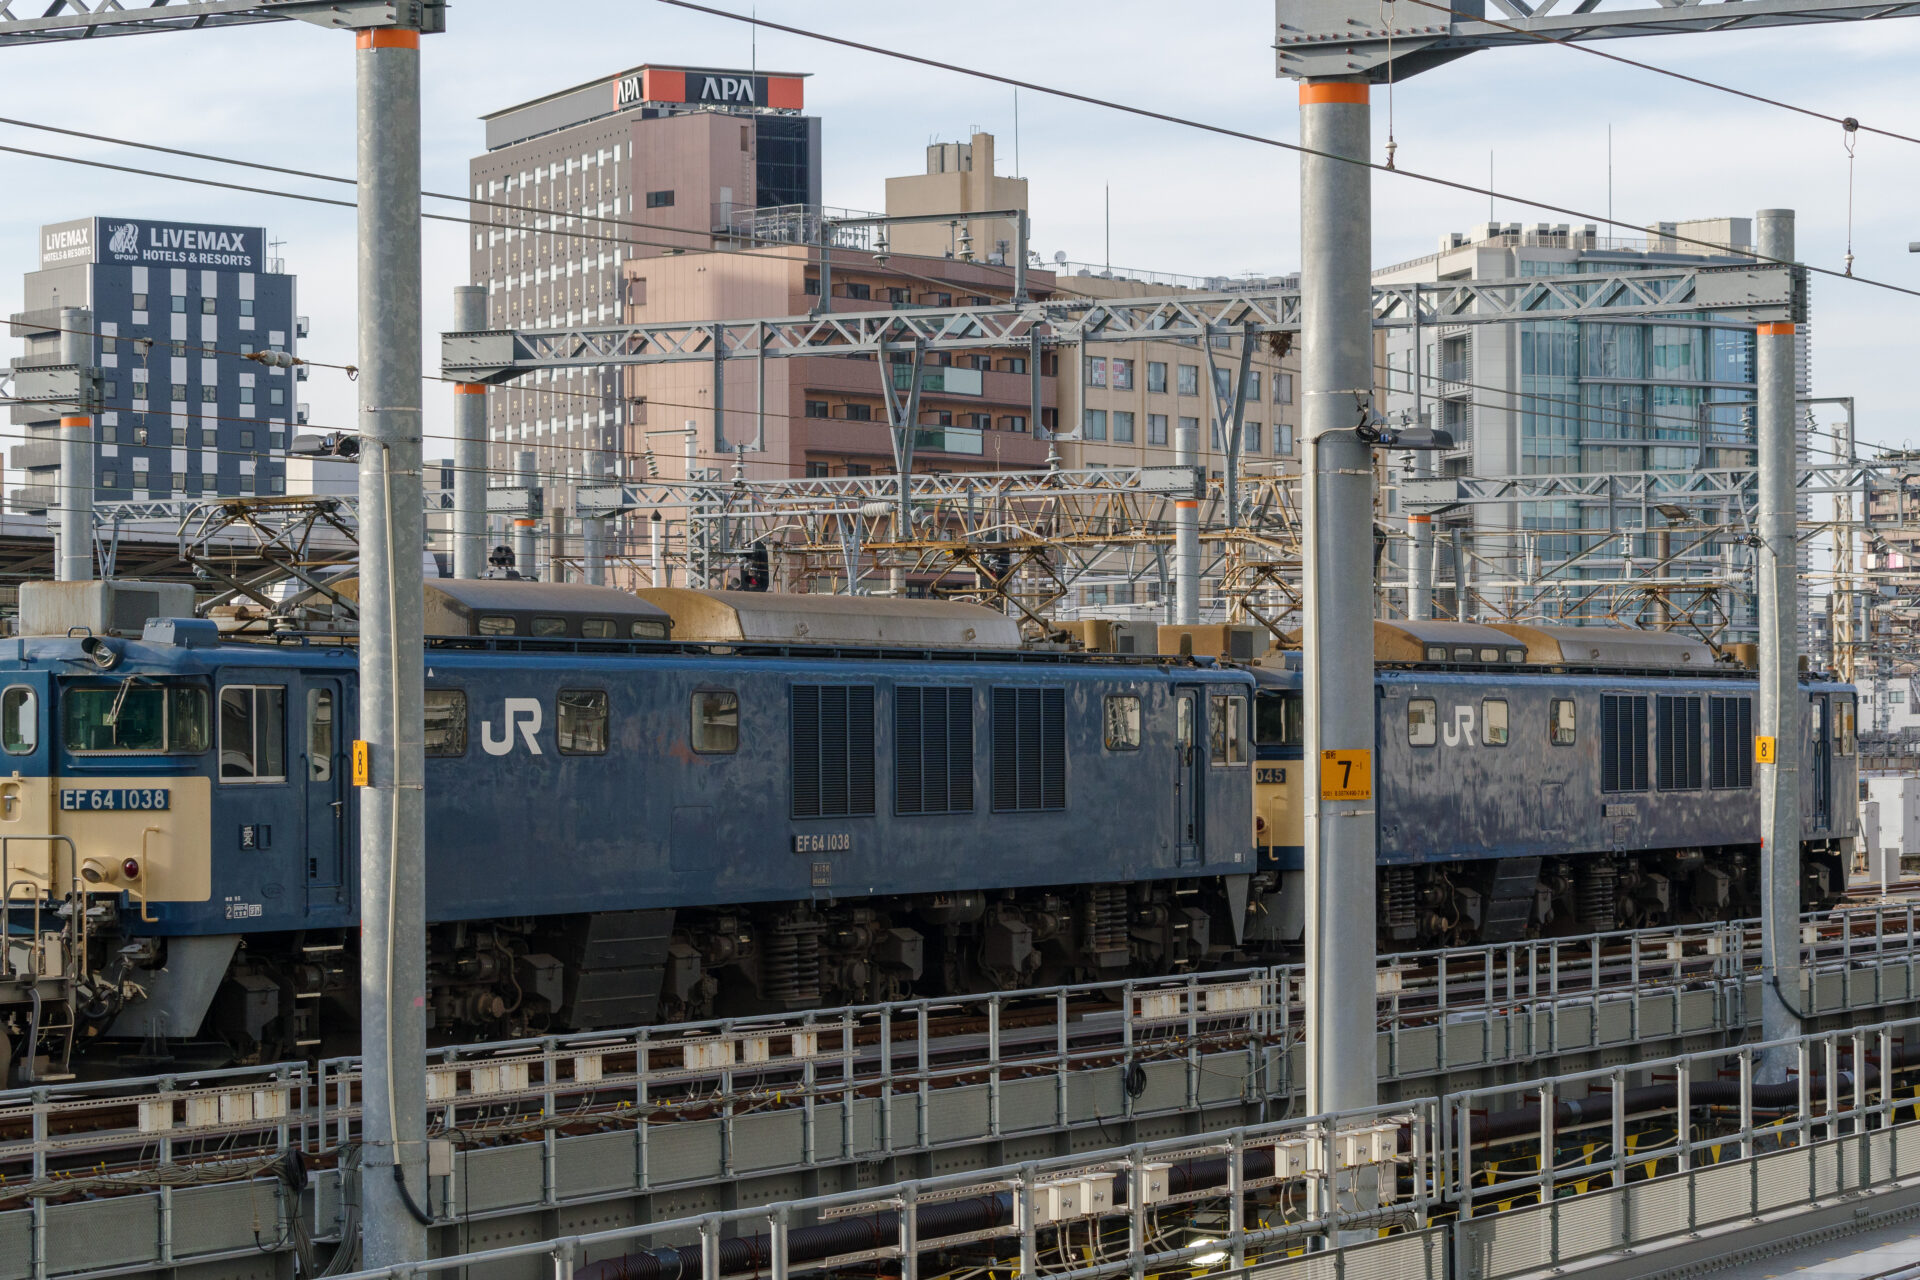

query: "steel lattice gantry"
left=0, top=0, right=443, bottom=47
left=440, top=264, right=1800, bottom=380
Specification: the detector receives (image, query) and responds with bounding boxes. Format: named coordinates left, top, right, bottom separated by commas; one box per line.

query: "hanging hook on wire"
left=1842, top=116, right=1859, bottom=277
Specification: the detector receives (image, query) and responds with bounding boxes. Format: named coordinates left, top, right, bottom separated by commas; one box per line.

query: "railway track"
left=6, top=901, right=1920, bottom=1207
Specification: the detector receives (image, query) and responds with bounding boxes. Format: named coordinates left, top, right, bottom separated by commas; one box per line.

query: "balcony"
left=10, top=486, right=55, bottom=513
left=9, top=440, right=59, bottom=470
left=891, top=365, right=984, bottom=397
left=911, top=425, right=984, bottom=456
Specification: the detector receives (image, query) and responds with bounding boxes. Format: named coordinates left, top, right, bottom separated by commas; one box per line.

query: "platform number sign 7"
left=1320, top=749, right=1372, bottom=801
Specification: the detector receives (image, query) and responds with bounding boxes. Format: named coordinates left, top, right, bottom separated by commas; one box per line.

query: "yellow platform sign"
left=1320, top=749, right=1372, bottom=801
left=1755, top=736, right=1776, bottom=764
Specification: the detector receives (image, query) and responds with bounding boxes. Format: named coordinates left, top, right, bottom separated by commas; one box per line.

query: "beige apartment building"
left=883, top=131, right=1027, bottom=265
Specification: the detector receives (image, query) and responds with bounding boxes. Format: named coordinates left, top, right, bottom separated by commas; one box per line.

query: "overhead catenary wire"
left=653, top=0, right=1920, bottom=302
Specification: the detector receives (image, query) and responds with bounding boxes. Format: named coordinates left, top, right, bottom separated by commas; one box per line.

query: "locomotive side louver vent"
left=896, top=686, right=974, bottom=816
left=992, top=686, right=1066, bottom=813
left=1655, top=694, right=1703, bottom=791
left=790, top=684, right=875, bottom=818
left=1601, top=693, right=1649, bottom=793
left=1708, top=695, right=1754, bottom=789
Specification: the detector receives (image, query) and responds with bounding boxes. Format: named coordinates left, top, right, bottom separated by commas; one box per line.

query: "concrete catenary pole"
left=1755, top=207, right=1802, bottom=1072
left=1299, top=78, right=1378, bottom=1123
left=514, top=449, right=538, bottom=577
left=1407, top=286, right=1433, bottom=620
left=354, top=20, right=429, bottom=1269
left=583, top=517, right=606, bottom=586
left=1173, top=414, right=1200, bottom=624
left=450, top=285, right=487, bottom=580
left=56, top=307, right=92, bottom=582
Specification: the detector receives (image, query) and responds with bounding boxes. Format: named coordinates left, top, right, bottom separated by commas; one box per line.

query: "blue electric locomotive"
left=1248, top=619, right=1858, bottom=949
left=0, top=581, right=1256, bottom=1067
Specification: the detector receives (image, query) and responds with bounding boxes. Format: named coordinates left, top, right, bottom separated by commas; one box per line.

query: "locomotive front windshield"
left=63, top=681, right=211, bottom=754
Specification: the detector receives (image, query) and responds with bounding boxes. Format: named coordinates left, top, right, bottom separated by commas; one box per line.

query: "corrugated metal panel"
left=553, top=1130, right=636, bottom=1200
left=1755, top=1145, right=1811, bottom=1212
left=1472, top=1202, right=1549, bottom=1278
left=172, top=1182, right=275, bottom=1260
left=999, top=1077, right=1058, bottom=1133
left=47, top=1195, right=155, bottom=1273
left=648, top=1122, right=724, bottom=1188
left=732, top=1111, right=807, bottom=1173
left=1812, top=1141, right=1844, bottom=1198
left=926, top=1084, right=990, bottom=1147
left=1135, top=1060, right=1187, bottom=1113
left=1627, top=1178, right=1690, bottom=1242
left=1693, top=1160, right=1751, bottom=1227
left=465, top=1143, right=546, bottom=1214
left=1556, top=1189, right=1624, bottom=1260
left=0, top=1208, right=28, bottom=1280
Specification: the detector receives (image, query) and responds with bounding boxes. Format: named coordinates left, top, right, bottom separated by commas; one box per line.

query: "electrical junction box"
left=1205, top=982, right=1264, bottom=1013
left=1134, top=1163, right=1172, bottom=1207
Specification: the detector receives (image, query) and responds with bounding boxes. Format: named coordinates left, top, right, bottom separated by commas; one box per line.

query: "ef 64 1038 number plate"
left=59, top=788, right=169, bottom=812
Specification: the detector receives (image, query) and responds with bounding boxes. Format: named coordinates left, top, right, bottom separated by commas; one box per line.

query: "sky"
left=2, top=0, right=1918, bottom=474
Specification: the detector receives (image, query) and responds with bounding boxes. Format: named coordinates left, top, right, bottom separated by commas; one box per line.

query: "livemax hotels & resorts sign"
left=39, top=217, right=264, bottom=271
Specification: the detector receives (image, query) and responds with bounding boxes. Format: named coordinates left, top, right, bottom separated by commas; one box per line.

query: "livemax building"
left=11, top=216, right=304, bottom=513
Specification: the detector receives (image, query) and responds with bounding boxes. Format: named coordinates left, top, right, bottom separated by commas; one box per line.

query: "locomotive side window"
left=557, top=690, right=608, bottom=754
left=1255, top=693, right=1303, bottom=748
left=691, top=690, right=740, bottom=753
left=532, top=616, right=566, bottom=638
left=1837, top=696, right=1857, bottom=756
left=308, top=689, right=333, bottom=781
left=1550, top=699, right=1576, bottom=746
left=1483, top=699, right=1509, bottom=746
left=896, top=686, right=975, bottom=814
left=1655, top=694, right=1702, bottom=791
left=581, top=618, right=615, bottom=639
left=792, top=684, right=877, bottom=819
left=1, top=687, right=34, bottom=755
left=1424, top=645, right=1447, bottom=663
left=1408, top=698, right=1437, bottom=747
left=220, top=685, right=287, bottom=783
left=1103, top=695, right=1142, bottom=751
left=1209, top=694, right=1248, bottom=765
left=477, top=615, right=516, bottom=636
left=1708, top=695, right=1753, bottom=789
left=631, top=620, right=668, bottom=639
left=424, top=689, right=468, bottom=756
left=991, top=686, right=1066, bottom=812
left=64, top=682, right=209, bottom=754
left=1601, top=694, right=1649, bottom=793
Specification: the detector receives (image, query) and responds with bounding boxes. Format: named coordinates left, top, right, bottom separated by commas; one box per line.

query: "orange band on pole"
left=1299, top=82, right=1370, bottom=105
left=454, top=383, right=487, bottom=395
left=1757, top=321, right=1797, bottom=336
left=356, top=28, right=420, bottom=50
left=1408, top=513, right=1432, bottom=524
left=58, top=416, right=89, bottom=428
left=1175, top=500, right=1199, bottom=510
left=512, top=518, right=538, bottom=527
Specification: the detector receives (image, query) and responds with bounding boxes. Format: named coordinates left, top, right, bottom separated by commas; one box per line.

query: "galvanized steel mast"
left=451, top=284, right=489, bottom=580
left=56, top=307, right=93, bottom=582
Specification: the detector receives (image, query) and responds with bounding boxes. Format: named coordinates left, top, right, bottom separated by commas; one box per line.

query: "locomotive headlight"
left=80, top=858, right=109, bottom=884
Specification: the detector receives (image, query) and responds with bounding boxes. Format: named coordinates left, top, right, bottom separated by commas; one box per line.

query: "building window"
left=172, top=472, right=186, bottom=490
left=1246, top=421, right=1262, bottom=453
left=239, top=299, right=254, bottom=317
left=1248, top=371, right=1262, bottom=401
left=269, top=389, right=286, bottom=405
left=1147, top=362, right=1168, bottom=393
left=1110, top=359, right=1133, bottom=390
left=1178, top=364, right=1200, bottom=396
left=1001, top=356, right=1027, bottom=375
left=102, top=380, right=117, bottom=399
left=1277, top=373, right=1294, bottom=404
left=131, top=293, right=148, bottom=311
left=844, top=462, right=871, bottom=476
left=805, top=400, right=830, bottom=419
left=170, top=296, right=186, bottom=314
left=805, top=461, right=829, bottom=477
left=201, top=298, right=216, bottom=315
left=1278, top=424, right=1295, bottom=455
left=201, top=386, right=216, bottom=403
left=1179, top=416, right=1200, bottom=444
left=101, top=471, right=119, bottom=488
left=1083, top=409, right=1106, bottom=441
left=645, top=190, right=675, bottom=208
left=1085, top=357, right=1106, bottom=388
left=239, top=387, right=255, bottom=405
left=1113, top=410, right=1135, bottom=443
left=131, top=380, right=148, bottom=401
left=841, top=281, right=871, bottom=300
left=1148, top=413, right=1168, bottom=446
left=842, top=403, right=872, bottom=421
left=240, top=430, right=255, bottom=448
left=887, top=287, right=910, bottom=305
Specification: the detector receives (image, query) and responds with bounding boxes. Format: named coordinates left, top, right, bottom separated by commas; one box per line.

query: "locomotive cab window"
left=1837, top=696, right=1857, bottom=756
left=1210, top=694, right=1248, bottom=765
left=1408, top=698, right=1437, bottom=747
left=1483, top=699, right=1509, bottom=746
left=691, top=690, right=739, bottom=753
left=307, top=689, right=333, bottom=781
left=1424, top=645, right=1447, bottom=663
left=1104, top=695, right=1141, bottom=750
left=424, top=689, right=468, bottom=756
left=1, top=686, right=35, bottom=755
left=532, top=616, right=566, bottom=638
left=1255, top=693, right=1303, bottom=749
left=220, top=685, right=287, bottom=782
left=65, top=681, right=209, bottom=755
left=631, top=620, right=668, bottom=639
left=1550, top=698, right=1576, bottom=746
left=557, top=690, right=608, bottom=754
left=476, top=615, right=516, bottom=636
left=581, top=617, right=615, bottom=639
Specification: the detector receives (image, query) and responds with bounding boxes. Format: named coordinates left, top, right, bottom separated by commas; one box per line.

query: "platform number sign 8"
left=1320, top=749, right=1372, bottom=801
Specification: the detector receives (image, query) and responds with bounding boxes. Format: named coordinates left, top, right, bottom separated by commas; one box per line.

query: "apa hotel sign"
left=39, top=217, right=264, bottom=270
left=612, top=65, right=804, bottom=112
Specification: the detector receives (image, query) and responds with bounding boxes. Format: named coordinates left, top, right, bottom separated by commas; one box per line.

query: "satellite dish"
left=1052, top=250, right=1067, bottom=265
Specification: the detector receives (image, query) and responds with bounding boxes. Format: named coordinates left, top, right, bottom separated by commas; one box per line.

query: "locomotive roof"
left=1488, top=622, right=1715, bottom=669
left=325, top=578, right=671, bottom=636
left=636, top=588, right=1023, bottom=649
